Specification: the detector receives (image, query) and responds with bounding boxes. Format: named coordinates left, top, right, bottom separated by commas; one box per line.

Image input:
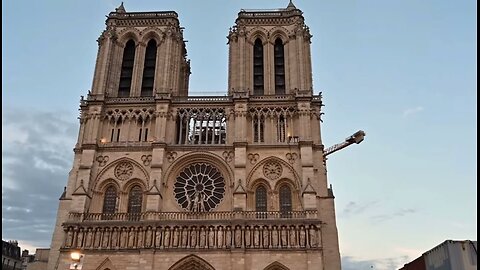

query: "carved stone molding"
left=285, top=153, right=298, bottom=164
left=166, top=151, right=177, bottom=162
left=114, top=161, right=134, bottom=180
left=141, top=155, right=152, bottom=166
left=96, top=156, right=109, bottom=167
left=222, top=151, right=234, bottom=163
left=247, top=153, right=260, bottom=164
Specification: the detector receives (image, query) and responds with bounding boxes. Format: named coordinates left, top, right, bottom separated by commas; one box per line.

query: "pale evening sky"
left=2, top=1, right=477, bottom=269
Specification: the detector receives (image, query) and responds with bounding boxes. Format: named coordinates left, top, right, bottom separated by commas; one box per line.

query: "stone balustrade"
left=67, top=210, right=318, bottom=223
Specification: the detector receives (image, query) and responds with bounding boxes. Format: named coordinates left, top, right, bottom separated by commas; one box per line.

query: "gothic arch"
left=264, top=261, right=290, bottom=270
left=163, top=151, right=234, bottom=188
left=94, top=157, right=150, bottom=192
left=122, top=178, right=147, bottom=194
left=246, top=156, right=301, bottom=189
left=246, top=26, right=269, bottom=45
left=168, top=254, right=215, bottom=270
left=140, top=27, right=164, bottom=45
left=95, top=258, right=117, bottom=270
left=250, top=178, right=272, bottom=192
left=97, top=178, right=121, bottom=193
left=268, top=26, right=290, bottom=44
left=117, top=28, right=141, bottom=46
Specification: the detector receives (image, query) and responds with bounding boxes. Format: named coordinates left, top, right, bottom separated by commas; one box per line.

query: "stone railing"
left=105, top=96, right=155, bottom=104
left=67, top=210, right=318, bottom=223
left=249, top=94, right=295, bottom=101
left=98, top=141, right=152, bottom=148
left=62, top=222, right=322, bottom=251
left=172, top=96, right=232, bottom=103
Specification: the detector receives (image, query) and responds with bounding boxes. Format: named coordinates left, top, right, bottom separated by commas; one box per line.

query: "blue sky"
left=2, top=1, right=477, bottom=269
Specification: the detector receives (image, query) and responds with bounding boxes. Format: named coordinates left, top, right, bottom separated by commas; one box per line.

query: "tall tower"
left=47, top=3, right=342, bottom=270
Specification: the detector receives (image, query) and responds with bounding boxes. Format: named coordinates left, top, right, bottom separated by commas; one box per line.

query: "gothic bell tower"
left=47, top=2, right=342, bottom=270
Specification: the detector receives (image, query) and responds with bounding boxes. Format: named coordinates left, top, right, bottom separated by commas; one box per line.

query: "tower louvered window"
left=141, top=40, right=157, bottom=96
left=253, top=115, right=265, bottom=143
left=274, top=38, right=285, bottom=94
left=279, top=185, right=292, bottom=218
left=102, top=186, right=117, bottom=214
left=253, top=38, right=264, bottom=95
left=118, top=40, right=136, bottom=97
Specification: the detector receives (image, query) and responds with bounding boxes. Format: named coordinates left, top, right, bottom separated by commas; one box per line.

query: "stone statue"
left=102, top=228, right=110, bottom=248
left=65, top=229, right=73, bottom=248
left=244, top=227, right=251, bottom=247
left=299, top=226, right=306, bottom=247
left=199, top=227, right=206, bottom=248
left=137, top=228, right=144, bottom=248
left=190, top=228, right=197, bottom=248
left=111, top=228, right=118, bottom=248
left=253, top=227, right=260, bottom=247
left=94, top=228, right=102, bottom=248
left=280, top=227, right=288, bottom=247
left=155, top=228, right=162, bottom=248
left=217, top=227, right=224, bottom=248
left=77, top=229, right=84, bottom=248
left=181, top=227, right=189, bottom=248
left=225, top=227, right=232, bottom=248
left=120, top=228, right=127, bottom=248
left=262, top=227, right=269, bottom=248
left=145, top=227, right=152, bottom=248
left=289, top=227, right=297, bottom=247
left=309, top=226, right=317, bottom=247
left=85, top=228, right=93, bottom=248
left=164, top=227, right=171, bottom=248
left=172, top=227, right=179, bottom=247
left=271, top=227, right=278, bottom=248
left=128, top=229, right=135, bottom=248
left=208, top=227, right=215, bottom=248
left=235, top=227, right=242, bottom=247
left=189, top=191, right=206, bottom=212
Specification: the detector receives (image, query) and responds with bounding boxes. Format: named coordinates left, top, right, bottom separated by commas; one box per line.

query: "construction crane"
left=323, top=130, right=366, bottom=157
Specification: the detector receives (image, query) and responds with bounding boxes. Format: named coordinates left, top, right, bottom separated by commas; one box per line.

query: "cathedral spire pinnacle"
left=115, top=2, right=126, bottom=13
left=286, top=0, right=297, bottom=10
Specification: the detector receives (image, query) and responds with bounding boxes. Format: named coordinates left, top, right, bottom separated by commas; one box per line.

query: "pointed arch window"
left=253, top=115, right=265, bottom=143
left=141, top=39, right=157, bottom=97
left=277, top=115, right=286, bottom=142
left=118, top=40, right=136, bottom=97
left=279, top=185, right=292, bottom=218
left=102, top=185, right=117, bottom=214
left=255, top=186, right=267, bottom=218
left=274, top=38, right=286, bottom=94
left=128, top=185, right=143, bottom=220
left=253, top=38, right=264, bottom=95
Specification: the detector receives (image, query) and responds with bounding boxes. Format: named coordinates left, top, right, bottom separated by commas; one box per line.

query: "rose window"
left=263, top=161, right=282, bottom=180
left=174, top=163, right=225, bottom=212
left=114, top=161, right=134, bottom=181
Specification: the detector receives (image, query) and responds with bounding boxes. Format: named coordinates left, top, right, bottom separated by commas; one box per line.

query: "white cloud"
left=403, top=106, right=424, bottom=118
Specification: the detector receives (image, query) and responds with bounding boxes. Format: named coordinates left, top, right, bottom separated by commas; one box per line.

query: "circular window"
left=174, top=163, right=225, bottom=212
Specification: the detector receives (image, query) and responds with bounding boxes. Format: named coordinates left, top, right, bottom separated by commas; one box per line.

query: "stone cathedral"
left=47, top=2, right=342, bottom=270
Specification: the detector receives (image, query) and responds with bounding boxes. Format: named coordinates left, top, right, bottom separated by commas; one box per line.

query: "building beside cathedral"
left=47, top=2, right=343, bottom=270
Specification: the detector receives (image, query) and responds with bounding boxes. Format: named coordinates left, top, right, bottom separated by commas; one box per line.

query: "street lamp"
left=69, top=251, right=84, bottom=270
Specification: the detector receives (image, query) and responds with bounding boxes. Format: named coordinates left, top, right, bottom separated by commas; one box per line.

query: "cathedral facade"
left=47, top=3, right=342, bottom=270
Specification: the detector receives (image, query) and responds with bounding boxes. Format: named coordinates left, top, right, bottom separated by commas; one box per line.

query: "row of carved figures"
left=63, top=224, right=321, bottom=250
